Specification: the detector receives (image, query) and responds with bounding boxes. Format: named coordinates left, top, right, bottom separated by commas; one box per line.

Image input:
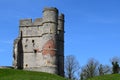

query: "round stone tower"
left=57, top=14, right=64, bottom=76
left=42, top=7, right=58, bottom=74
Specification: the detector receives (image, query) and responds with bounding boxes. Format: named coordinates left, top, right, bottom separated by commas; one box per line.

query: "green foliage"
left=0, top=69, right=66, bottom=80
left=112, top=62, right=119, bottom=74
left=88, top=74, right=120, bottom=80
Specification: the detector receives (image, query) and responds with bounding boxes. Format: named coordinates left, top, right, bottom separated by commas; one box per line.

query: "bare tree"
left=98, top=64, right=111, bottom=75
left=80, top=58, right=99, bottom=80
left=65, top=55, right=80, bottom=80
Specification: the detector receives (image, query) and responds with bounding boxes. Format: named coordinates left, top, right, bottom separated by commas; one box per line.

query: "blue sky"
left=0, top=0, right=120, bottom=66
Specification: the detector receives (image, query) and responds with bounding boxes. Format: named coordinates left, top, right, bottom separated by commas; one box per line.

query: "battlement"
left=20, top=18, right=43, bottom=27
left=20, top=19, right=32, bottom=26
left=20, top=7, right=64, bottom=27
left=33, top=18, right=43, bottom=26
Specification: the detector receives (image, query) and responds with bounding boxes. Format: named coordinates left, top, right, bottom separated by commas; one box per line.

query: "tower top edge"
left=60, top=13, right=64, bottom=16
left=43, top=7, right=58, bottom=13
left=58, top=13, right=64, bottom=21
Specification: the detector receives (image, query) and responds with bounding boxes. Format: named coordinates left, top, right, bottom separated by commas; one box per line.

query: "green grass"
left=0, top=68, right=66, bottom=80
left=88, top=74, right=120, bottom=80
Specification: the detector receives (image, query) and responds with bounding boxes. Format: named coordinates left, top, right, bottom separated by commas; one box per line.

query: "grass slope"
left=88, top=74, right=120, bottom=80
left=0, top=68, right=66, bottom=80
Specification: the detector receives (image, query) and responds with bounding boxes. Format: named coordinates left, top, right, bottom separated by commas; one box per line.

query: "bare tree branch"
left=65, top=55, right=80, bottom=80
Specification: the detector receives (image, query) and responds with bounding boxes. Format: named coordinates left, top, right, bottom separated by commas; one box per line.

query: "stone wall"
left=13, top=7, right=64, bottom=76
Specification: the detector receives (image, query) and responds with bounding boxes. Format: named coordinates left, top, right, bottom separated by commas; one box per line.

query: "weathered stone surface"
left=13, top=7, right=64, bottom=77
left=42, top=39, right=56, bottom=56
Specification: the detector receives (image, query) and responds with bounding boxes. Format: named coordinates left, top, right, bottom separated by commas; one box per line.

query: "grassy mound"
left=88, top=74, right=120, bottom=80
left=0, top=68, right=66, bottom=80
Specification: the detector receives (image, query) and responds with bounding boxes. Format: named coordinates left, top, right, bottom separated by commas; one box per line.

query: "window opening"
left=32, top=40, right=35, bottom=47
left=26, top=39, right=28, bottom=42
left=25, top=45, right=27, bottom=48
left=34, top=49, right=37, bottom=53
left=32, top=40, right=34, bottom=43
left=26, top=64, right=28, bottom=67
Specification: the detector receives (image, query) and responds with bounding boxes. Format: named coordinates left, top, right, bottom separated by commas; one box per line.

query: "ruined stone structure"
left=13, top=7, right=64, bottom=76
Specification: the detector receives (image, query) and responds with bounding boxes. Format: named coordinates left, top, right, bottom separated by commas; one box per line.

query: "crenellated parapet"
left=20, top=18, right=43, bottom=27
